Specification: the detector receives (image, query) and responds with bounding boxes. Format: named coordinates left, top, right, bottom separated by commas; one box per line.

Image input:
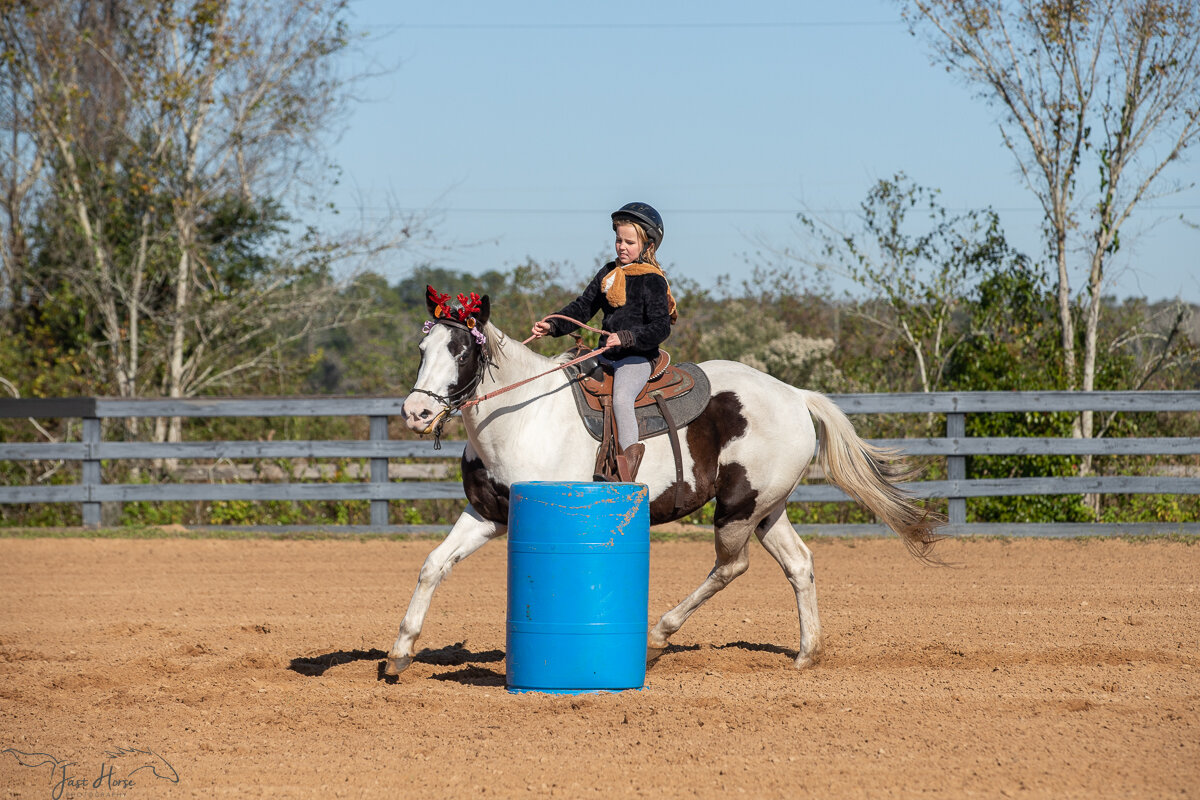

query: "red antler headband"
left=427, top=287, right=455, bottom=319
left=424, top=286, right=487, bottom=344
left=457, top=292, right=483, bottom=318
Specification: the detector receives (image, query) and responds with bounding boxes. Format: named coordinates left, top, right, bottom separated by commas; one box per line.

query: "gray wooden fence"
left=1, top=392, right=1198, bottom=536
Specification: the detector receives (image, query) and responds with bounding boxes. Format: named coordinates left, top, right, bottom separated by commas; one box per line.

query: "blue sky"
left=320, top=0, right=1200, bottom=303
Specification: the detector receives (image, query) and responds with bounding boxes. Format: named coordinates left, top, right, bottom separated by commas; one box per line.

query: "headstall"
left=409, top=289, right=495, bottom=448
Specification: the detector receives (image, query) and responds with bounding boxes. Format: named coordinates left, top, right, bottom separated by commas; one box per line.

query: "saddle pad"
left=566, top=362, right=712, bottom=443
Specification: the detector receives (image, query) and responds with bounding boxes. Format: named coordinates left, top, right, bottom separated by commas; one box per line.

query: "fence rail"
left=2, top=392, right=1198, bottom=535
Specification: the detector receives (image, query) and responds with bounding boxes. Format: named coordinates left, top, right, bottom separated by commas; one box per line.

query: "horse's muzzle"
left=402, top=395, right=447, bottom=434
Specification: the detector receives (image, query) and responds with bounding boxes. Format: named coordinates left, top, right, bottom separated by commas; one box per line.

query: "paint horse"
left=386, top=289, right=944, bottom=676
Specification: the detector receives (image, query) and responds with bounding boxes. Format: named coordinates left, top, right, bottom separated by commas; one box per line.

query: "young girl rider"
left=530, top=202, right=677, bottom=482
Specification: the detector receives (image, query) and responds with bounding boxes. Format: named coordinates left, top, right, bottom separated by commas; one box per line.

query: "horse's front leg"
left=385, top=505, right=505, bottom=676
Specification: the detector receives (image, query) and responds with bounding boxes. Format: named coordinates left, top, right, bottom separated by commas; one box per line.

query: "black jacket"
left=548, top=262, right=672, bottom=360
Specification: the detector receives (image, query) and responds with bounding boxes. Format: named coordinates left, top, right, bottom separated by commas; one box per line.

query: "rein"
left=411, top=315, right=610, bottom=447
left=460, top=315, right=611, bottom=409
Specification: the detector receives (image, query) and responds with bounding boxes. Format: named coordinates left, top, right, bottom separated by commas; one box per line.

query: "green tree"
left=792, top=174, right=1024, bottom=395
left=944, top=263, right=1092, bottom=521
left=902, top=0, right=1200, bottom=441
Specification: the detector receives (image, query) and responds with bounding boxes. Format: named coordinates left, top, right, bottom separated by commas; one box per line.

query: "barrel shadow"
left=428, top=665, right=506, bottom=687
left=417, top=641, right=507, bottom=686
left=414, top=641, right=505, bottom=667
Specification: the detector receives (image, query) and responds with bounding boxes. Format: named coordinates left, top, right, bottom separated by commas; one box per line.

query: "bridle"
left=408, top=317, right=495, bottom=448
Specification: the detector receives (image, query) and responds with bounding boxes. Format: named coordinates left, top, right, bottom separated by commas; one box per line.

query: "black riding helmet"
left=611, top=202, right=664, bottom=248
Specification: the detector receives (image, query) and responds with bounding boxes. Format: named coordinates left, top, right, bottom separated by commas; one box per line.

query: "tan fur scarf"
left=602, top=262, right=679, bottom=323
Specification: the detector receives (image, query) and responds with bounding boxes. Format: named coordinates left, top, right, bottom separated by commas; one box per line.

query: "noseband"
left=409, top=318, right=494, bottom=448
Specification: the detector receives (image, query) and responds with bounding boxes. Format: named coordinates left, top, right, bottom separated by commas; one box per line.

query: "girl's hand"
left=531, top=321, right=552, bottom=338
left=605, top=333, right=622, bottom=348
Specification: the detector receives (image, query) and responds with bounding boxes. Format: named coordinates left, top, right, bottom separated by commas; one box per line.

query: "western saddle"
left=564, top=346, right=710, bottom=499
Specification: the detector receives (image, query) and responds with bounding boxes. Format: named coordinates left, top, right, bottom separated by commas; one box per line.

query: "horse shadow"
left=646, top=640, right=797, bottom=666
left=288, top=640, right=790, bottom=684
left=288, top=641, right=505, bottom=685
left=288, top=648, right=389, bottom=677
left=646, top=642, right=701, bottom=665
left=716, top=640, right=798, bottom=658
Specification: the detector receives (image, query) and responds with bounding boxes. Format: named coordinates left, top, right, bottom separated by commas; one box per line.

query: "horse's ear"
left=425, top=285, right=443, bottom=318
left=474, top=295, right=490, bottom=327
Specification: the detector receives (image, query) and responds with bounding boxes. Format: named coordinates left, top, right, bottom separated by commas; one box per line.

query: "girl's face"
left=614, top=223, right=644, bottom=265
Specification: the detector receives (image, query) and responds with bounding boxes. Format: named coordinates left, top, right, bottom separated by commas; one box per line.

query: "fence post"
left=946, top=412, right=966, bottom=525
left=82, top=416, right=101, bottom=527
left=369, top=415, right=390, bottom=527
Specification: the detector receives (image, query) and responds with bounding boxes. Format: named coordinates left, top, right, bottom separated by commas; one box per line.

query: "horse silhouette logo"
left=100, top=747, right=179, bottom=783
left=3, top=745, right=178, bottom=798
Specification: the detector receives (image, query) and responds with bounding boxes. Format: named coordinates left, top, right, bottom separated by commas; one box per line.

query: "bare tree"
left=0, top=41, right=43, bottom=330
left=901, top=0, right=1200, bottom=444
left=1, top=0, right=423, bottom=444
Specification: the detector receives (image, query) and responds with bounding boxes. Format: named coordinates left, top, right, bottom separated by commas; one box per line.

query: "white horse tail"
left=801, top=390, right=947, bottom=562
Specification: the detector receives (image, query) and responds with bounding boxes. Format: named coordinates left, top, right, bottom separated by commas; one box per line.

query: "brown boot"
left=617, top=442, right=646, bottom=483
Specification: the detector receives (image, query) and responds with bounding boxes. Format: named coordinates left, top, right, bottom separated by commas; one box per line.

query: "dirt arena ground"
left=1, top=535, right=1197, bottom=799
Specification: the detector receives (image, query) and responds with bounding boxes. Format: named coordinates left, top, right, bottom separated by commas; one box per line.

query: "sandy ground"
left=0, top=535, right=1197, bottom=799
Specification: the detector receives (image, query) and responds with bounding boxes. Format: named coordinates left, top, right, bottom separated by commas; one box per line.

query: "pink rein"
left=458, top=315, right=611, bottom=410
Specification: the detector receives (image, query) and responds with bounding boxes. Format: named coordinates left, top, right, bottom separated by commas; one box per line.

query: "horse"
left=385, top=289, right=945, bottom=676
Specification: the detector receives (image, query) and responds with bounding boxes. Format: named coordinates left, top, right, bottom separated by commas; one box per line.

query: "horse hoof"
left=384, top=653, right=412, bottom=676
left=646, top=637, right=669, bottom=665
left=794, top=651, right=822, bottom=670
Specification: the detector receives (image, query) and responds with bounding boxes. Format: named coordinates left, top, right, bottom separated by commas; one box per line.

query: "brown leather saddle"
left=564, top=348, right=710, bottom=502
left=575, top=351, right=694, bottom=412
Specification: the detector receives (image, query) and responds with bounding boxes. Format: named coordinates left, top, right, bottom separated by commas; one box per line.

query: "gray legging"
left=597, top=352, right=652, bottom=451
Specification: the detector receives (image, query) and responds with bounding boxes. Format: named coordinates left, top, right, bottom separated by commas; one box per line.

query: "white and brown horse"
left=386, top=292, right=944, bottom=676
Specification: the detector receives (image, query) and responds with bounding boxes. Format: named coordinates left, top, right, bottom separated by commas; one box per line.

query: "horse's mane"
left=482, top=322, right=564, bottom=369
left=482, top=321, right=508, bottom=366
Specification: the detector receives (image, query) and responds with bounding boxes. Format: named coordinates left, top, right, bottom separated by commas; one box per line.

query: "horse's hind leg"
left=385, top=506, right=504, bottom=676
left=755, top=505, right=823, bottom=669
left=647, top=521, right=754, bottom=658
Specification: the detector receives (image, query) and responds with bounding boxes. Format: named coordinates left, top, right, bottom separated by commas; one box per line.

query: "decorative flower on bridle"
left=424, top=287, right=487, bottom=345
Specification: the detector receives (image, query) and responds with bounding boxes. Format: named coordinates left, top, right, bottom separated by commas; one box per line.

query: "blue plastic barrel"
left=506, top=481, right=650, bottom=694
